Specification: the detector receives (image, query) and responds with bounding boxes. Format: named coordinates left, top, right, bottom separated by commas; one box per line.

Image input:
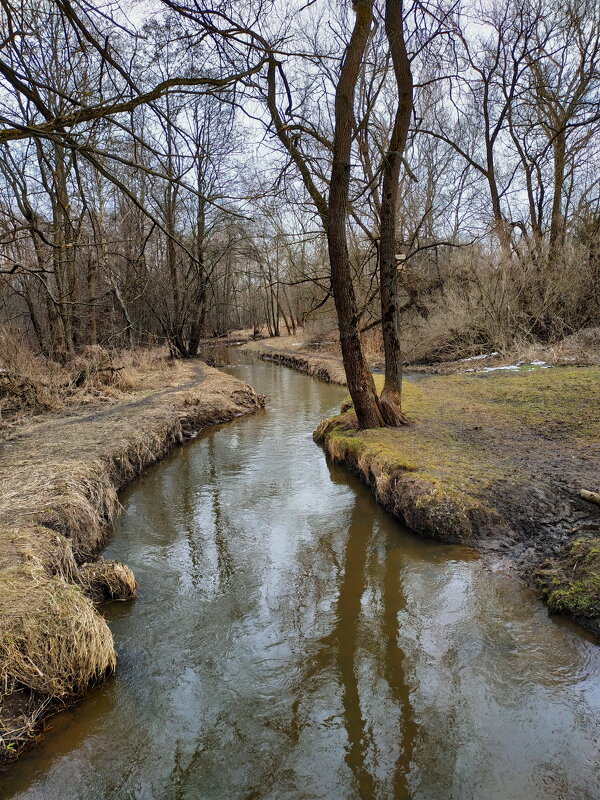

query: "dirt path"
left=1, top=362, right=209, bottom=443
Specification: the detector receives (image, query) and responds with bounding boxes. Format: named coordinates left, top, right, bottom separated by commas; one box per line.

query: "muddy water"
left=2, top=356, right=600, bottom=800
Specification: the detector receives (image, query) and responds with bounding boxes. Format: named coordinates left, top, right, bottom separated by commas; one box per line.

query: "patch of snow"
left=479, top=365, right=521, bottom=372
left=466, top=360, right=551, bottom=373
left=458, top=352, right=500, bottom=362
left=466, top=364, right=521, bottom=373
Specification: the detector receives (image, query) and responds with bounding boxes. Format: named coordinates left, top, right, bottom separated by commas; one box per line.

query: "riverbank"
left=242, top=338, right=347, bottom=384
left=5, top=356, right=600, bottom=800
left=242, top=336, right=600, bottom=633
left=241, top=328, right=600, bottom=377
left=0, top=360, right=264, bottom=766
left=314, top=366, right=600, bottom=635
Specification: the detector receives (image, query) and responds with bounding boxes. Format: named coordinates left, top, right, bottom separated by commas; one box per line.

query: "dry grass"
left=79, top=559, right=137, bottom=603
left=0, top=467, right=120, bottom=559
left=0, top=358, right=264, bottom=763
left=292, top=243, right=600, bottom=370
left=0, top=332, right=63, bottom=420
left=0, top=565, right=115, bottom=697
left=0, top=332, right=192, bottom=429
left=515, top=326, right=600, bottom=367
left=395, top=243, right=600, bottom=364
left=0, top=525, right=77, bottom=583
left=277, top=320, right=600, bottom=376
left=242, top=337, right=347, bottom=384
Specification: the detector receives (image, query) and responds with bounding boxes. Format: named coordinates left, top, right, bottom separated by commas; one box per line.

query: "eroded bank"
left=241, top=339, right=600, bottom=632
left=313, top=367, right=600, bottom=635
left=242, top=338, right=348, bottom=384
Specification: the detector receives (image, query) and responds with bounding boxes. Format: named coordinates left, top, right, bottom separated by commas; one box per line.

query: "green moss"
left=537, top=538, right=600, bottom=618
left=318, top=411, right=503, bottom=543
left=432, top=366, right=600, bottom=440
left=336, top=366, right=599, bottom=485
left=333, top=430, right=419, bottom=473
left=316, top=365, right=599, bottom=555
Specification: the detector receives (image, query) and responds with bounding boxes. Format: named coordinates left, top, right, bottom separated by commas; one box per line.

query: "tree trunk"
left=550, top=128, right=566, bottom=254
left=379, top=0, right=412, bottom=426
left=328, top=0, right=384, bottom=429
left=51, top=143, right=76, bottom=360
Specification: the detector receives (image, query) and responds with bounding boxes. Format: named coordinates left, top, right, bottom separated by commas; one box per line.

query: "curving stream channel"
left=2, top=355, right=600, bottom=800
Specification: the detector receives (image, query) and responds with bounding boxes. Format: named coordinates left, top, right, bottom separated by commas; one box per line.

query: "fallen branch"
left=580, top=489, right=600, bottom=506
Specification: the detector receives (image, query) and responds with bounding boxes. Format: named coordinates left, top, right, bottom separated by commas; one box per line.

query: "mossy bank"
left=315, top=367, right=600, bottom=636
left=0, top=361, right=264, bottom=766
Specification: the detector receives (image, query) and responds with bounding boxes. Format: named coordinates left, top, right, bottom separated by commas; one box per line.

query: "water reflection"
left=318, top=467, right=415, bottom=799
left=2, top=357, right=600, bottom=800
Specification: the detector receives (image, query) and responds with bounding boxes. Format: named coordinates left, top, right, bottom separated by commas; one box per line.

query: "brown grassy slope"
left=245, top=326, right=600, bottom=375
left=242, top=337, right=348, bottom=384
left=0, top=360, right=263, bottom=764
left=315, top=367, right=600, bottom=631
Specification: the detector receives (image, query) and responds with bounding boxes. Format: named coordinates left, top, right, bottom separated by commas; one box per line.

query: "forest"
left=0, top=0, right=598, bottom=425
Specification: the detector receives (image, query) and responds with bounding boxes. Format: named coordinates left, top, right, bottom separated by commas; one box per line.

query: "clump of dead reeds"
left=0, top=565, right=115, bottom=698
left=0, top=332, right=63, bottom=421
left=0, top=328, right=183, bottom=427
left=68, top=345, right=134, bottom=395
left=79, top=559, right=137, bottom=602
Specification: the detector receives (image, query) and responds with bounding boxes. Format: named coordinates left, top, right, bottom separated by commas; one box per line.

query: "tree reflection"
left=326, top=464, right=415, bottom=799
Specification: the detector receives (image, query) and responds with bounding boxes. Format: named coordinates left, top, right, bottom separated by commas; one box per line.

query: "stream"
left=2, top=355, right=600, bottom=799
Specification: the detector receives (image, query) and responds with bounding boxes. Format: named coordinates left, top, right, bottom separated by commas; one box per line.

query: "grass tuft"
left=536, top=538, right=600, bottom=618
left=0, top=565, right=115, bottom=698
left=79, top=559, right=137, bottom=603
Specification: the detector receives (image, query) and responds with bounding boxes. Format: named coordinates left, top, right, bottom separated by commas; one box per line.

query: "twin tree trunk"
left=265, top=0, right=412, bottom=428
left=328, top=0, right=412, bottom=428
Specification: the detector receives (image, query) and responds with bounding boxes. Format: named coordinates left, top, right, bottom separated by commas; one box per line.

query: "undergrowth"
left=0, top=331, right=179, bottom=427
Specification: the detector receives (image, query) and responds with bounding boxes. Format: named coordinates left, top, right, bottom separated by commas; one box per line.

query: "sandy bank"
left=0, top=362, right=263, bottom=765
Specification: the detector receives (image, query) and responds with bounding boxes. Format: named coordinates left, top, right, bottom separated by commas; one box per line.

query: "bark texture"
left=328, top=0, right=384, bottom=429
left=379, top=0, right=413, bottom=425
